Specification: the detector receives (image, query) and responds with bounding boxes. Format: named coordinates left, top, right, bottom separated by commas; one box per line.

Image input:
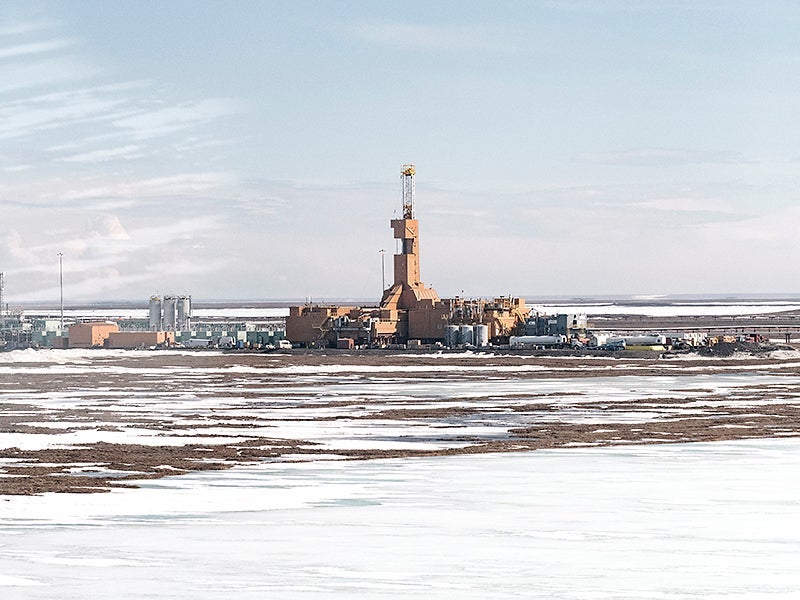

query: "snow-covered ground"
left=2, top=349, right=800, bottom=455
left=3, top=349, right=800, bottom=596
left=1, top=439, right=799, bottom=598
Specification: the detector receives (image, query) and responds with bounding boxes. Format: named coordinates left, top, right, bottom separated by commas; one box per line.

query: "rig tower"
left=401, top=163, right=415, bottom=219
left=380, top=164, right=439, bottom=310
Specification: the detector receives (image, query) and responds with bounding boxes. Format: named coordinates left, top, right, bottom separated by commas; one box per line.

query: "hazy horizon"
left=15, top=293, right=800, bottom=311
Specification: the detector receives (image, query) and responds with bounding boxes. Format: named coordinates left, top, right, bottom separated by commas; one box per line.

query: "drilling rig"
left=380, top=164, right=440, bottom=310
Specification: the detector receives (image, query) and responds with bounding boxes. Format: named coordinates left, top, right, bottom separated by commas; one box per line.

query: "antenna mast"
left=401, top=164, right=415, bottom=219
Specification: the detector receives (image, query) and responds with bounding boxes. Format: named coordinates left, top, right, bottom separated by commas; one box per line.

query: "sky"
left=1, top=0, right=800, bottom=303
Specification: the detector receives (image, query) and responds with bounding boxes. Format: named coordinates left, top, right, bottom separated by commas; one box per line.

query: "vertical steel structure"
left=401, top=164, right=415, bottom=219
left=379, top=248, right=386, bottom=291
left=58, top=253, right=64, bottom=329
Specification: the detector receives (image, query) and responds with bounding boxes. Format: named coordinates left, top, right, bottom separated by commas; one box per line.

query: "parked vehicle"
left=184, top=339, right=212, bottom=348
left=600, top=340, right=626, bottom=351
left=217, top=335, right=235, bottom=349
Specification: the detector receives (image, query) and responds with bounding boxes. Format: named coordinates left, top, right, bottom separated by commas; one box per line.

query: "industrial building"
left=107, top=331, right=175, bottom=349
left=286, top=165, right=528, bottom=347
left=67, top=322, right=119, bottom=348
left=525, top=313, right=588, bottom=338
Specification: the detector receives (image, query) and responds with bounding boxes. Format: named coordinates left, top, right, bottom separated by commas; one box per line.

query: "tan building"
left=68, top=322, right=119, bottom=348
left=106, top=331, right=174, bottom=349
left=286, top=305, right=357, bottom=346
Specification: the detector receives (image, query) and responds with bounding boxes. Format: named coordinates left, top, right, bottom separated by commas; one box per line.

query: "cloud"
left=348, top=20, right=519, bottom=52
left=693, top=205, right=800, bottom=244
left=0, top=56, right=98, bottom=94
left=0, top=15, right=240, bottom=196
left=88, top=215, right=129, bottom=240
left=2, top=164, right=31, bottom=172
left=0, top=21, right=55, bottom=37
left=111, top=99, right=239, bottom=140
left=0, top=91, right=128, bottom=140
left=0, top=38, right=74, bottom=59
left=540, top=0, right=733, bottom=12
left=578, top=148, right=745, bottom=166
left=2, top=230, right=26, bottom=260
left=60, top=144, right=144, bottom=163
left=58, top=172, right=235, bottom=201
left=624, top=197, right=736, bottom=213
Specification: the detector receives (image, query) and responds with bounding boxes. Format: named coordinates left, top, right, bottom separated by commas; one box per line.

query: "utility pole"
left=379, top=249, right=386, bottom=292
left=58, top=253, right=64, bottom=330
left=0, top=271, right=4, bottom=326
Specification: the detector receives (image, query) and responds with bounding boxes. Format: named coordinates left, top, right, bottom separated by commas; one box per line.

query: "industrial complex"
left=286, top=165, right=530, bottom=348
left=0, top=164, right=798, bottom=353
left=0, top=292, right=287, bottom=350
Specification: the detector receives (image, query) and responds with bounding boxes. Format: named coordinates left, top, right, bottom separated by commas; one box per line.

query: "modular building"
left=525, top=313, right=587, bottom=337
left=68, top=322, right=119, bottom=348
left=106, top=331, right=175, bottom=349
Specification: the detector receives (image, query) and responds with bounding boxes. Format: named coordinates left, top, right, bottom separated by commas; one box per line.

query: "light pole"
left=379, top=249, right=386, bottom=292
left=58, top=252, right=64, bottom=330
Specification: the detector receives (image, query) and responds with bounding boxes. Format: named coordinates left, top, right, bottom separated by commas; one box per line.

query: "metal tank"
left=614, top=335, right=665, bottom=346
left=473, top=324, right=489, bottom=347
left=445, top=325, right=459, bottom=348
left=459, top=324, right=474, bottom=346
left=509, top=335, right=566, bottom=348
left=176, top=296, right=192, bottom=331
left=162, top=296, right=177, bottom=331
left=148, top=296, right=162, bottom=331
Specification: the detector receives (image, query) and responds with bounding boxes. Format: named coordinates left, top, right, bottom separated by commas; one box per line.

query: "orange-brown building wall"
left=286, top=306, right=356, bottom=344
left=408, top=306, right=449, bottom=340
left=106, top=331, right=174, bottom=349
left=68, top=323, right=120, bottom=348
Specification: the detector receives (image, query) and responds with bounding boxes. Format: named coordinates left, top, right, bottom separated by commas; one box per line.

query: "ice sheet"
left=1, top=439, right=799, bottom=598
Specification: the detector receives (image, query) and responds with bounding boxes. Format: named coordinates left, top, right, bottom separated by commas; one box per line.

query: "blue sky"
left=1, top=1, right=800, bottom=302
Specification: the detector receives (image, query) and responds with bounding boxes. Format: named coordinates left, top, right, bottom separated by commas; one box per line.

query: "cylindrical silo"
left=473, top=324, right=489, bottom=347
left=177, top=295, right=192, bottom=330
left=148, top=296, right=162, bottom=331
left=459, top=324, right=474, bottom=346
left=445, top=325, right=459, bottom=348
left=163, top=296, right=177, bottom=331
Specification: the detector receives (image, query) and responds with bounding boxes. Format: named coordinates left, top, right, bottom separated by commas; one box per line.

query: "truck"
left=509, top=335, right=567, bottom=348
left=184, top=338, right=212, bottom=348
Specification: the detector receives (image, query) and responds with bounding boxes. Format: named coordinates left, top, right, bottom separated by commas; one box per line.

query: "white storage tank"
left=176, top=295, right=192, bottom=330
left=162, top=296, right=177, bottom=331
left=445, top=325, right=459, bottom=348
left=510, top=335, right=567, bottom=348
left=612, top=335, right=666, bottom=346
left=148, top=296, right=162, bottom=331
left=473, top=324, right=489, bottom=347
left=589, top=333, right=610, bottom=348
left=459, top=324, right=474, bottom=346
